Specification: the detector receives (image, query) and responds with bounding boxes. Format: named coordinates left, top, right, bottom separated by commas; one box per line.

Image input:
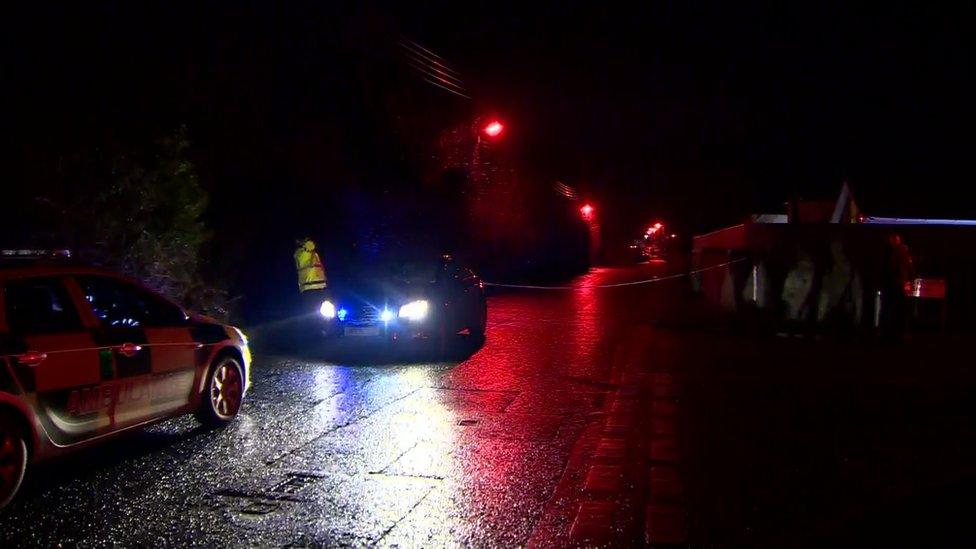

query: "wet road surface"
left=0, top=263, right=677, bottom=546
left=2, top=261, right=974, bottom=546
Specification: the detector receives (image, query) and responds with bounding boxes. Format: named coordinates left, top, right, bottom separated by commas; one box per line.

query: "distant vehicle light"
left=398, top=300, right=429, bottom=321
left=319, top=300, right=336, bottom=319
left=337, top=308, right=348, bottom=321
left=380, top=308, right=395, bottom=322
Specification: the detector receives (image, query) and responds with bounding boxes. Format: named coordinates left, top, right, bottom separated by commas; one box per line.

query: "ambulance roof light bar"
left=1, top=249, right=73, bottom=259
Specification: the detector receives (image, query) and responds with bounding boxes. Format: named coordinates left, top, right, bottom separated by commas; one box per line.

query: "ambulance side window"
left=4, top=278, right=83, bottom=334
left=77, top=276, right=187, bottom=328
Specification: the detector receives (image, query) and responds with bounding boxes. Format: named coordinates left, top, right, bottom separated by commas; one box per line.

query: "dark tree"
left=35, top=127, right=221, bottom=315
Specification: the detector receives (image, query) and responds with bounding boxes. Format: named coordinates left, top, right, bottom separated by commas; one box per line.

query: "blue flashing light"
left=337, top=308, right=348, bottom=321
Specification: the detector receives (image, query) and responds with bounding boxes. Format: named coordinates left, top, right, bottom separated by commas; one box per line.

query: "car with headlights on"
left=0, top=250, right=250, bottom=508
left=316, top=254, right=487, bottom=348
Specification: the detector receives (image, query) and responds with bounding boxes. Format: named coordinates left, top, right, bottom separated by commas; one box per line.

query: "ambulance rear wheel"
left=0, top=411, right=28, bottom=509
left=196, top=356, right=245, bottom=427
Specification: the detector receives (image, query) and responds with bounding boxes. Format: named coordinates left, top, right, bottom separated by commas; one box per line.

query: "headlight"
left=319, top=300, right=336, bottom=319
left=398, top=300, right=429, bottom=321
left=380, top=308, right=395, bottom=322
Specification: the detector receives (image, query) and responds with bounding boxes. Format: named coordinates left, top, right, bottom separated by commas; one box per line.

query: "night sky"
left=403, top=2, right=975, bottom=226
left=5, top=2, right=974, bottom=298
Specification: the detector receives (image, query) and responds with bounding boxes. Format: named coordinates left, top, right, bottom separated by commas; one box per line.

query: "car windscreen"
left=330, top=255, right=437, bottom=285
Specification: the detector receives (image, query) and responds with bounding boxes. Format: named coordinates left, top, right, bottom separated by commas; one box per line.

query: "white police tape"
left=483, top=258, right=748, bottom=290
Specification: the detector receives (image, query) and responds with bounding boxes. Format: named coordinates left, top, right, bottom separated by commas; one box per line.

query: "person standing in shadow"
left=880, top=232, right=914, bottom=342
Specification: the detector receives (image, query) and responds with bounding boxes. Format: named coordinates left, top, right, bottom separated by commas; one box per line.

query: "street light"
left=580, top=203, right=595, bottom=220
left=483, top=120, right=504, bottom=138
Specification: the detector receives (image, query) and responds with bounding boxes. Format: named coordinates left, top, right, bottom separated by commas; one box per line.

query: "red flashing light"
left=645, top=221, right=665, bottom=236
left=580, top=203, right=594, bottom=219
left=118, top=342, right=142, bottom=358
left=483, top=121, right=504, bottom=138
left=16, top=350, right=47, bottom=366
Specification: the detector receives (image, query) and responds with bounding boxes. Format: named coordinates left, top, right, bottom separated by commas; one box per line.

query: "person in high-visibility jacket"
left=294, top=237, right=327, bottom=293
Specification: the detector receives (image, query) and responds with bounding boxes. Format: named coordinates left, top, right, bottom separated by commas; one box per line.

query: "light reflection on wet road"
left=0, top=263, right=673, bottom=547
left=4, top=259, right=972, bottom=546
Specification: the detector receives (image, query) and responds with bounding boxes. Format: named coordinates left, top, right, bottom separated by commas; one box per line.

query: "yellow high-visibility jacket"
left=294, top=240, right=327, bottom=292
